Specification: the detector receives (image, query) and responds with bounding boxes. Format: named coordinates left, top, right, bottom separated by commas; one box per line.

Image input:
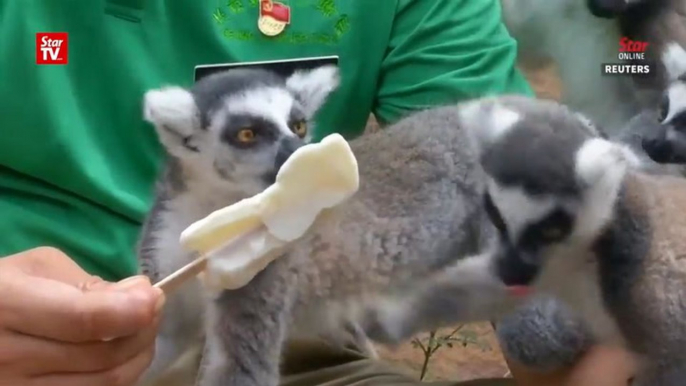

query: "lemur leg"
left=318, top=321, right=379, bottom=359
left=343, top=322, right=379, bottom=359
left=138, top=279, right=205, bottom=385
left=198, top=259, right=293, bottom=386
left=362, top=254, right=520, bottom=345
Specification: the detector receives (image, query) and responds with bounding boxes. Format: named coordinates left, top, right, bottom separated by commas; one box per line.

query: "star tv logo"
left=36, top=33, right=68, bottom=65
left=602, top=37, right=652, bottom=76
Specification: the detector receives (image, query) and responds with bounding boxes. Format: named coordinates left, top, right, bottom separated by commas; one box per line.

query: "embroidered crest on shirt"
left=258, top=0, right=291, bottom=36
left=213, top=0, right=349, bottom=44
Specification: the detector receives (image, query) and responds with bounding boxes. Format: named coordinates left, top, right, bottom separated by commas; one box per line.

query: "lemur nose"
left=274, top=136, right=304, bottom=171
left=494, top=244, right=541, bottom=287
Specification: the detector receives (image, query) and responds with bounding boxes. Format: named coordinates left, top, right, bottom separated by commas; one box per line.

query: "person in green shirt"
left=0, top=1, right=546, bottom=385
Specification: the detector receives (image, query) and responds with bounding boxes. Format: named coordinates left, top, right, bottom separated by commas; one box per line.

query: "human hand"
left=506, top=344, right=637, bottom=386
left=0, top=247, right=165, bottom=386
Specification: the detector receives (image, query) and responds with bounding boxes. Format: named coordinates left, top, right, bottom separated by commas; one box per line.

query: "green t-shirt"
left=0, top=0, right=533, bottom=281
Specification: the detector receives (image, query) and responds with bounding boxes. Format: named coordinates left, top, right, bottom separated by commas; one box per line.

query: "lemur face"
left=143, top=65, right=339, bottom=196
left=642, top=83, right=686, bottom=164
left=458, top=96, right=640, bottom=286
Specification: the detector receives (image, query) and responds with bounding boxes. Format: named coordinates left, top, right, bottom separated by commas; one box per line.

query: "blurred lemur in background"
left=590, top=0, right=686, bottom=169
left=136, top=65, right=494, bottom=386
left=491, top=0, right=686, bottom=372
left=500, top=0, right=686, bottom=136
left=639, top=44, right=686, bottom=165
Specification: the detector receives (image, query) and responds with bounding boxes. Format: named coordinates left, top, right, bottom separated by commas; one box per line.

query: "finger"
left=2, top=247, right=152, bottom=292
left=27, top=344, right=156, bottom=386
left=82, top=275, right=153, bottom=294
left=2, top=274, right=163, bottom=343
left=3, top=321, right=158, bottom=376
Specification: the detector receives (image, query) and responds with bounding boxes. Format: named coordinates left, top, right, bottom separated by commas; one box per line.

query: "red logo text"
left=619, top=37, right=649, bottom=53
left=36, top=33, right=68, bottom=65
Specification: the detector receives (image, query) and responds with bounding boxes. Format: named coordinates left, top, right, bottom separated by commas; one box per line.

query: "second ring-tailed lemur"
left=362, top=95, right=686, bottom=386
left=136, top=65, right=491, bottom=386
left=494, top=0, right=686, bottom=371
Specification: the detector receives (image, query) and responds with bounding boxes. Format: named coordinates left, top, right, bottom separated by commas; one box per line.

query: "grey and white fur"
left=490, top=0, right=686, bottom=371
left=135, top=65, right=491, bottom=386
left=494, top=104, right=686, bottom=373
left=363, top=95, right=686, bottom=386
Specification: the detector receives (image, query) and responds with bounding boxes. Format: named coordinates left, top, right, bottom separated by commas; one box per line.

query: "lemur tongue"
left=506, top=285, right=533, bottom=297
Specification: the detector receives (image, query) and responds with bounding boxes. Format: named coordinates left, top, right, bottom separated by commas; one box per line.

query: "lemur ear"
left=575, top=138, right=641, bottom=187
left=661, top=42, right=686, bottom=82
left=458, top=99, right=521, bottom=157
left=143, top=86, right=201, bottom=156
left=286, top=65, right=340, bottom=119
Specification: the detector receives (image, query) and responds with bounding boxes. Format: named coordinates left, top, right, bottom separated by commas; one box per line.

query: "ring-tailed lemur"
left=136, top=65, right=491, bottom=386
left=362, top=95, right=686, bottom=386
left=494, top=0, right=686, bottom=370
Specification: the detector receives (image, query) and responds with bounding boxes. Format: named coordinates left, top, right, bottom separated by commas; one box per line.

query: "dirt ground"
left=367, top=63, right=562, bottom=383
left=373, top=323, right=512, bottom=382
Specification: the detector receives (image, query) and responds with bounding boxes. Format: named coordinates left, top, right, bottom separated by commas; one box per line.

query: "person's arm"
left=373, top=0, right=534, bottom=125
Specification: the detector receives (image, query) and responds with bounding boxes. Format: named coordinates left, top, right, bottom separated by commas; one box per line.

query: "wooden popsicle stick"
left=154, top=255, right=208, bottom=294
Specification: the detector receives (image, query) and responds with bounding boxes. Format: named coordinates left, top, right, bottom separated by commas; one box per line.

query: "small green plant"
left=410, top=325, right=492, bottom=381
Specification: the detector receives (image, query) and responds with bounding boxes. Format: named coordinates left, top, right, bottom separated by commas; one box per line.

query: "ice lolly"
left=154, top=133, right=359, bottom=293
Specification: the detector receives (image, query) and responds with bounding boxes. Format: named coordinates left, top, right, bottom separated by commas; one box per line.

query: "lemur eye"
left=236, top=128, right=256, bottom=143
left=533, top=209, right=572, bottom=244
left=292, top=121, right=307, bottom=138
left=658, top=94, right=669, bottom=122
left=540, top=227, right=565, bottom=240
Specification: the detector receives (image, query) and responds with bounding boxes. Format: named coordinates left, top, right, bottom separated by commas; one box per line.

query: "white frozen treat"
left=180, top=133, right=359, bottom=290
